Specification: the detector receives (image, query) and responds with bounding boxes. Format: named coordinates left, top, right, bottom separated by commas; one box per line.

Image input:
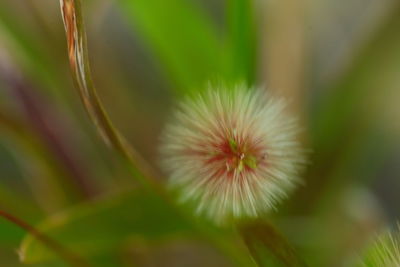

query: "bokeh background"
left=0, top=0, right=399, bottom=266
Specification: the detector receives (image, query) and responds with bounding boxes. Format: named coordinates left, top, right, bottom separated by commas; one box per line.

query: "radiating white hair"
left=160, top=84, right=306, bottom=224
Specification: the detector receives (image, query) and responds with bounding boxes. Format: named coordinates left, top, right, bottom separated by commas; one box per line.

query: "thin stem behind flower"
left=0, top=210, right=90, bottom=266
left=239, top=220, right=308, bottom=267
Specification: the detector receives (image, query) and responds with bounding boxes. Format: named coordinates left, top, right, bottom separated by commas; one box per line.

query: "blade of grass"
left=0, top=3, right=64, bottom=99
left=0, top=47, right=97, bottom=201
left=19, top=189, right=255, bottom=266
left=226, top=0, right=257, bottom=85
left=0, top=210, right=90, bottom=266
left=58, top=0, right=160, bottom=191
left=0, top=108, right=71, bottom=212
left=118, top=0, right=226, bottom=93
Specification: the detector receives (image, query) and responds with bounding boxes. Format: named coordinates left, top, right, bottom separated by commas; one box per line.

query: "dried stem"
left=58, top=0, right=161, bottom=190
left=0, top=210, right=90, bottom=266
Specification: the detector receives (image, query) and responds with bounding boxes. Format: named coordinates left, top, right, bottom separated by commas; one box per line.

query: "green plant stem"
left=58, top=0, right=161, bottom=191
left=0, top=210, right=90, bottom=266
left=239, top=220, right=307, bottom=267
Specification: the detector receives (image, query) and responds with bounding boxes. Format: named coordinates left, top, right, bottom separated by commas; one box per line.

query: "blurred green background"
left=0, top=0, right=399, bottom=266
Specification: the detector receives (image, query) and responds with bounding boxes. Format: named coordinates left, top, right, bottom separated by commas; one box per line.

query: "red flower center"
left=207, top=136, right=266, bottom=176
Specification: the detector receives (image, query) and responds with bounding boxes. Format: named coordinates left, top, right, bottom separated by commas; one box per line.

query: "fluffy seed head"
left=359, top=226, right=400, bottom=267
left=160, top=84, right=305, bottom=224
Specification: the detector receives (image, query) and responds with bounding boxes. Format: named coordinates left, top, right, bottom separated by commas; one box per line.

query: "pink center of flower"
left=207, top=136, right=266, bottom=176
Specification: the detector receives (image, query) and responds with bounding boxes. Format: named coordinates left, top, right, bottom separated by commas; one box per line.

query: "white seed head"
left=160, top=84, right=306, bottom=224
left=360, top=226, right=400, bottom=267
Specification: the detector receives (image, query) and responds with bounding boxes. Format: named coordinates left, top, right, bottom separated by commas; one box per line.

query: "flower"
left=359, top=226, right=400, bottom=267
left=160, top=84, right=305, bottom=224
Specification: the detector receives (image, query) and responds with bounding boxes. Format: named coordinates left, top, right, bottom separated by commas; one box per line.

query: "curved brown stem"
left=0, top=210, right=90, bottom=266
left=58, top=0, right=162, bottom=191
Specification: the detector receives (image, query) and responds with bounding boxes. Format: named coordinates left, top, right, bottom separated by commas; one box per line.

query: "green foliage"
left=226, top=0, right=257, bottom=85
left=118, top=0, right=256, bottom=93
left=0, top=2, right=63, bottom=95
left=119, top=0, right=225, bottom=93
left=19, top=190, right=189, bottom=263
left=0, top=0, right=399, bottom=266
left=19, top=189, right=253, bottom=266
